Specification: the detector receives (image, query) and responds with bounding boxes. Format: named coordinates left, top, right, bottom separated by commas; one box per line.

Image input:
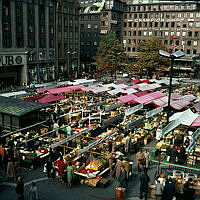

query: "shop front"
left=0, top=52, right=28, bottom=87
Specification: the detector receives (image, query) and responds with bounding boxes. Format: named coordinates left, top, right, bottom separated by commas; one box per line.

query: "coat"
left=140, top=173, right=150, bottom=192
left=114, top=160, right=123, bottom=180
left=162, top=182, right=175, bottom=200
left=155, top=183, right=163, bottom=196
left=15, top=181, right=24, bottom=196
left=66, top=166, right=74, bottom=184
left=29, top=186, right=38, bottom=200
left=7, top=161, right=16, bottom=178
left=118, top=170, right=127, bottom=188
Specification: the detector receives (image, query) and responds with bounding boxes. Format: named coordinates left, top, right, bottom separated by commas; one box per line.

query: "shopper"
left=46, top=160, right=53, bottom=178
left=118, top=166, right=128, bottom=189
left=139, top=168, right=150, bottom=200
left=144, top=149, right=150, bottom=169
left=155, top=179, right=163, bottom=200
left=124, top=135, right=131, bottom=155
left=169, top=146, right=178, bottom=163
left=15, top=177, right=24, bottom=200
left=114, top=158, right=123, bottom=180
left=66, top=162, right=74, bottom=187
left=136, top=149, right=145, bottom=172
left=7, top=155, right=16, bottom=180
left=178, top=145, right=187, bottom=165
left=29, top=182, right=38, bottom=200
left=162, top=178, right=175, bottom=200
left=107, top=152, right=114, bottom=172
left=123, top=157, right=131, bottom=180
left=183, top=178, right=195, bottom=200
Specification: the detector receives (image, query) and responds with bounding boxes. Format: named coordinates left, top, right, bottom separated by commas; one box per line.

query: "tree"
left=94, top=31, right=126, bottom=77
left=126, top=38, right=170, bottom=78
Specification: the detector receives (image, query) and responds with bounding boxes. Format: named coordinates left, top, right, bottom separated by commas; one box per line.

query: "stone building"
left=0, top=0, right=80, bottom=87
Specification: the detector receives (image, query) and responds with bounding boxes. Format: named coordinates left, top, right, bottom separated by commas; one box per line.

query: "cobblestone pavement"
left=0, top=142, right=157, bottom=200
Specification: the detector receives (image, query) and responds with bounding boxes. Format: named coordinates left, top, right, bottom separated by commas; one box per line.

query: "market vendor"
left=54, top=156, right=66, bottom=181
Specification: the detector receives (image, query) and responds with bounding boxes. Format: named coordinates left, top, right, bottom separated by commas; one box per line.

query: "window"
left=134, top=14, right=137, bottom=18
left=128, top=22, right=132, bottom=27
left=154, top=22, right=158, bottom=27
left=124, top=31, right=126, bottom=36
left=195, top=22, right=200, bottom=27
left=165, top=32, right=169, bottom=36
left=132, top=48, right=136, bottom=52
left=186, top=49, right=190, bottom=55
left=176, top=32, right=180, bottom=36
left=133, top=31, right=136, bottom=36
left=195, top=32, right=199, bottom=37
left=143, top=32, right=147, bottom=36
left=188, top=32, right=192, bottom=37
left=193, top=49, right=197, bottom=55
left=164, top=40, right=168, bottom=45
left=177, top=22, right=181, bottom=28
left=94, top=42, right=97, bottom=46
left=128, top=31, right=131, bottom=36
left=194, top=41, right=198, bottom=46
left=127, top=47, right=131, bottom=52
left=165, top=22, right=169, bottom=28
left=124, top=23, right=127, bottom=27
left=187, top=41, right=192, bottom=46
left=171, top=32, right=174, bottom=36
left=133, top=22, right=137, bottom=27
left=88, top=24, right=91, bottom=28
left=184, top=13, right=188, bottom=18
left=190, top=13, right=194, bottom=18
left=138, top=31, right=141, bottom=36
left=149, top=32, right=152, bottom=36
left=175, top=40, right=179, bottom=45
left=94, top=24, right=98, bottom=29
left=196, top=13, right=200, bottom=18
left=182, top=32, right=186, bottom=36
left=128, top=39, right=131, bottom=44
left=160, top=22, right=164, bottom=27
left=171, top=22, right=175, bottom=28
left=81, top=24, right=84, bottom=28
left=178, top=13, right=182, bottom=18
left=189, top=23, right=193, bottom=28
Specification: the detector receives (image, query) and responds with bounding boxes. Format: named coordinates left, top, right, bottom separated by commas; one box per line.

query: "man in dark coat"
left=162, top=178, right=175, bottom=200
left=15, top=177, right=24, bottom=200
left=139, top=168, right=150, bottom=200
left=178, top=145, right=187, bottom=165
left=183, top=178, right=195, bottom=200
left=169, top=146, right=178, bottom=163
left=118, top=166, right=128, bottom=188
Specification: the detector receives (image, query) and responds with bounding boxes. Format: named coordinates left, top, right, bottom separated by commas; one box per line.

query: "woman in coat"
left=114, top=158, right=123, bottom=180
left=29, top=182, right=38, bottom=200
left=66, top=162, right=74, bottom=187
left=118, top=166, right=127, bottom=188
left=7, top=156, right=16, bottom=180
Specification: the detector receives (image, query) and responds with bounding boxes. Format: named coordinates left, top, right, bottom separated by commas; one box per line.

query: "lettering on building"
left=0, top=55, right=24, bottom=67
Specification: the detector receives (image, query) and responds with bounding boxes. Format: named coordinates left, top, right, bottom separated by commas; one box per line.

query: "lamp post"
left=158, top=50, right=185, bottom=123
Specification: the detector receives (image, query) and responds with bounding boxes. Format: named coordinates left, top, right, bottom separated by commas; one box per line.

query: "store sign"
left=0, top=55, right=25, bottom=67
left=146, top=107, right=163, bottom=118
left=134, top=18, right=184, bottom=22
left=125, top=104, right=143, bottom=116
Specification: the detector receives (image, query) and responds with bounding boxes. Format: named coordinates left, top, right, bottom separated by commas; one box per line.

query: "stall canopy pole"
left=1, top=120, right=47, bottom=138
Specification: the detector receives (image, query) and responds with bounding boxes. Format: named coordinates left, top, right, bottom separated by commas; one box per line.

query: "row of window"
left=81, top=41, right=98, bottom=46
left=124, top=12, right=200, bottom=19
left=124, top=21, right=200, bottom=29
left=80, top=32, right=99, bottom=38
left=125, top=38, right=198, bottom=47
left=80, top=24, right=99, bottom=29
left=124, top=30, right=200, bottom=38
left=125, top=46, right=197, bottom=56
left=125, top=3, right=197, bottom=12
left=80, top=15, right=99, bottom=20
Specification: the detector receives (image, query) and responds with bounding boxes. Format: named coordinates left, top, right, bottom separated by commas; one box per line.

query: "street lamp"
left=158, top=50, right=185, bottom=123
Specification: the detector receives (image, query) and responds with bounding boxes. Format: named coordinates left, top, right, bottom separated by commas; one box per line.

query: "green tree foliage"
left=126, top=38, right=170, bottom=78
left=94, top=31, right=126, bottom=75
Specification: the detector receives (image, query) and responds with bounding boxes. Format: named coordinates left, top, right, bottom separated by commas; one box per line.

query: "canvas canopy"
left=169, top=109, right=199, bottom=126
left=170, top=99, right=191, bottom=110
left=194, top=102, right=200, bottom=112
left=48, top=85, right=85, bottom=94
left=37, top=94, right=65, bottom=103
left=191, top=116, right=200, bottom=127
left=178, top=94, right=196, bottom=102
left=138, top=83, right=161, bottom=91
left=134, top=91, right=166, bottom=104
left=107, top=88, right=125, bottom=96
left=117, top=94, right=137, bottom=103
left=123, top=88, right=138, bottom=95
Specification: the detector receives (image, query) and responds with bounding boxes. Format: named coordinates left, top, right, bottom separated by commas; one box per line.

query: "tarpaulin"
left=134, top=91, right=166, bottom=104
left=191, top=116, right=200, bottom=127
left=117, top=94, right=138, bottom=103
left=170, top=99, right=190, bottom=110
left=48, top=85, right=85, bottom=94
left=107, top=88, right=125, bottom=95
left=123, top=88, right=138, bottom=95
left=37, top=94, right=65, bottom=103
left=169, top=109, right=199, bottom=126
left=194, top=102, right=200, bottom=112
left=178, top=94, right=196, bottom=102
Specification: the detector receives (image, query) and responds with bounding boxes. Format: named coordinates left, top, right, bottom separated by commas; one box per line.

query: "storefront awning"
left=134, top=91, right=166, bottom=104
left=169, top=109, right=199, bottom=126
left=117, top=94, right=137, bottom=103
left=37, top=94, right=65, bottom=103
left=194, top=102, right=200, bottom=112
left=48, top=85, right=85, bottom=94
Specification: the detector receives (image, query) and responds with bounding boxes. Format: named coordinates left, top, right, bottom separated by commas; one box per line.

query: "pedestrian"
left=155, top=179, right=163, bottom=200
left=15, top=177, right=24, bottom=200
left=46, top=160, right=53, bottom=178
left=118, top=166, right=128, bottom=189
left=29, top=182, right=38, bottom=200
left=162, top=178, right=175, bottom=200
left=178, top=145, right=187, bottom=165
left=136, top=149, right=145, bottom=172
left=184, top=137, right=190, bottom=148
left=144, top=149, right=150, bottom=169
left=7, top=155, right=16, bottom=180
left=124, top=135, right=131, bottom=156
left=66, top=162, right=74, bottom=187
left=54, top=156, right=65, bottom=181
left=123, top=157, right=131, bottom=180
left=139, top=168, right=150, bottom=200
left=183, top=178, right=195, bottom=200
left=113, top=158, right=123, bottom=180
left=107, top=152, right=114, bottom=172
left=169, top=146, right=178, bottom=163
left=156, top=125, right=162, bottom=142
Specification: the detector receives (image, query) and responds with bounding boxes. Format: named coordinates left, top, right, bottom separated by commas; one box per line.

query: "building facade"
left=80, top=0, right=200, bottom=72
left=80, top=0, right=125, bottom=72
left=0, top=0, right=80, bottom=87
left=123, top=0, right=200, bottom=69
